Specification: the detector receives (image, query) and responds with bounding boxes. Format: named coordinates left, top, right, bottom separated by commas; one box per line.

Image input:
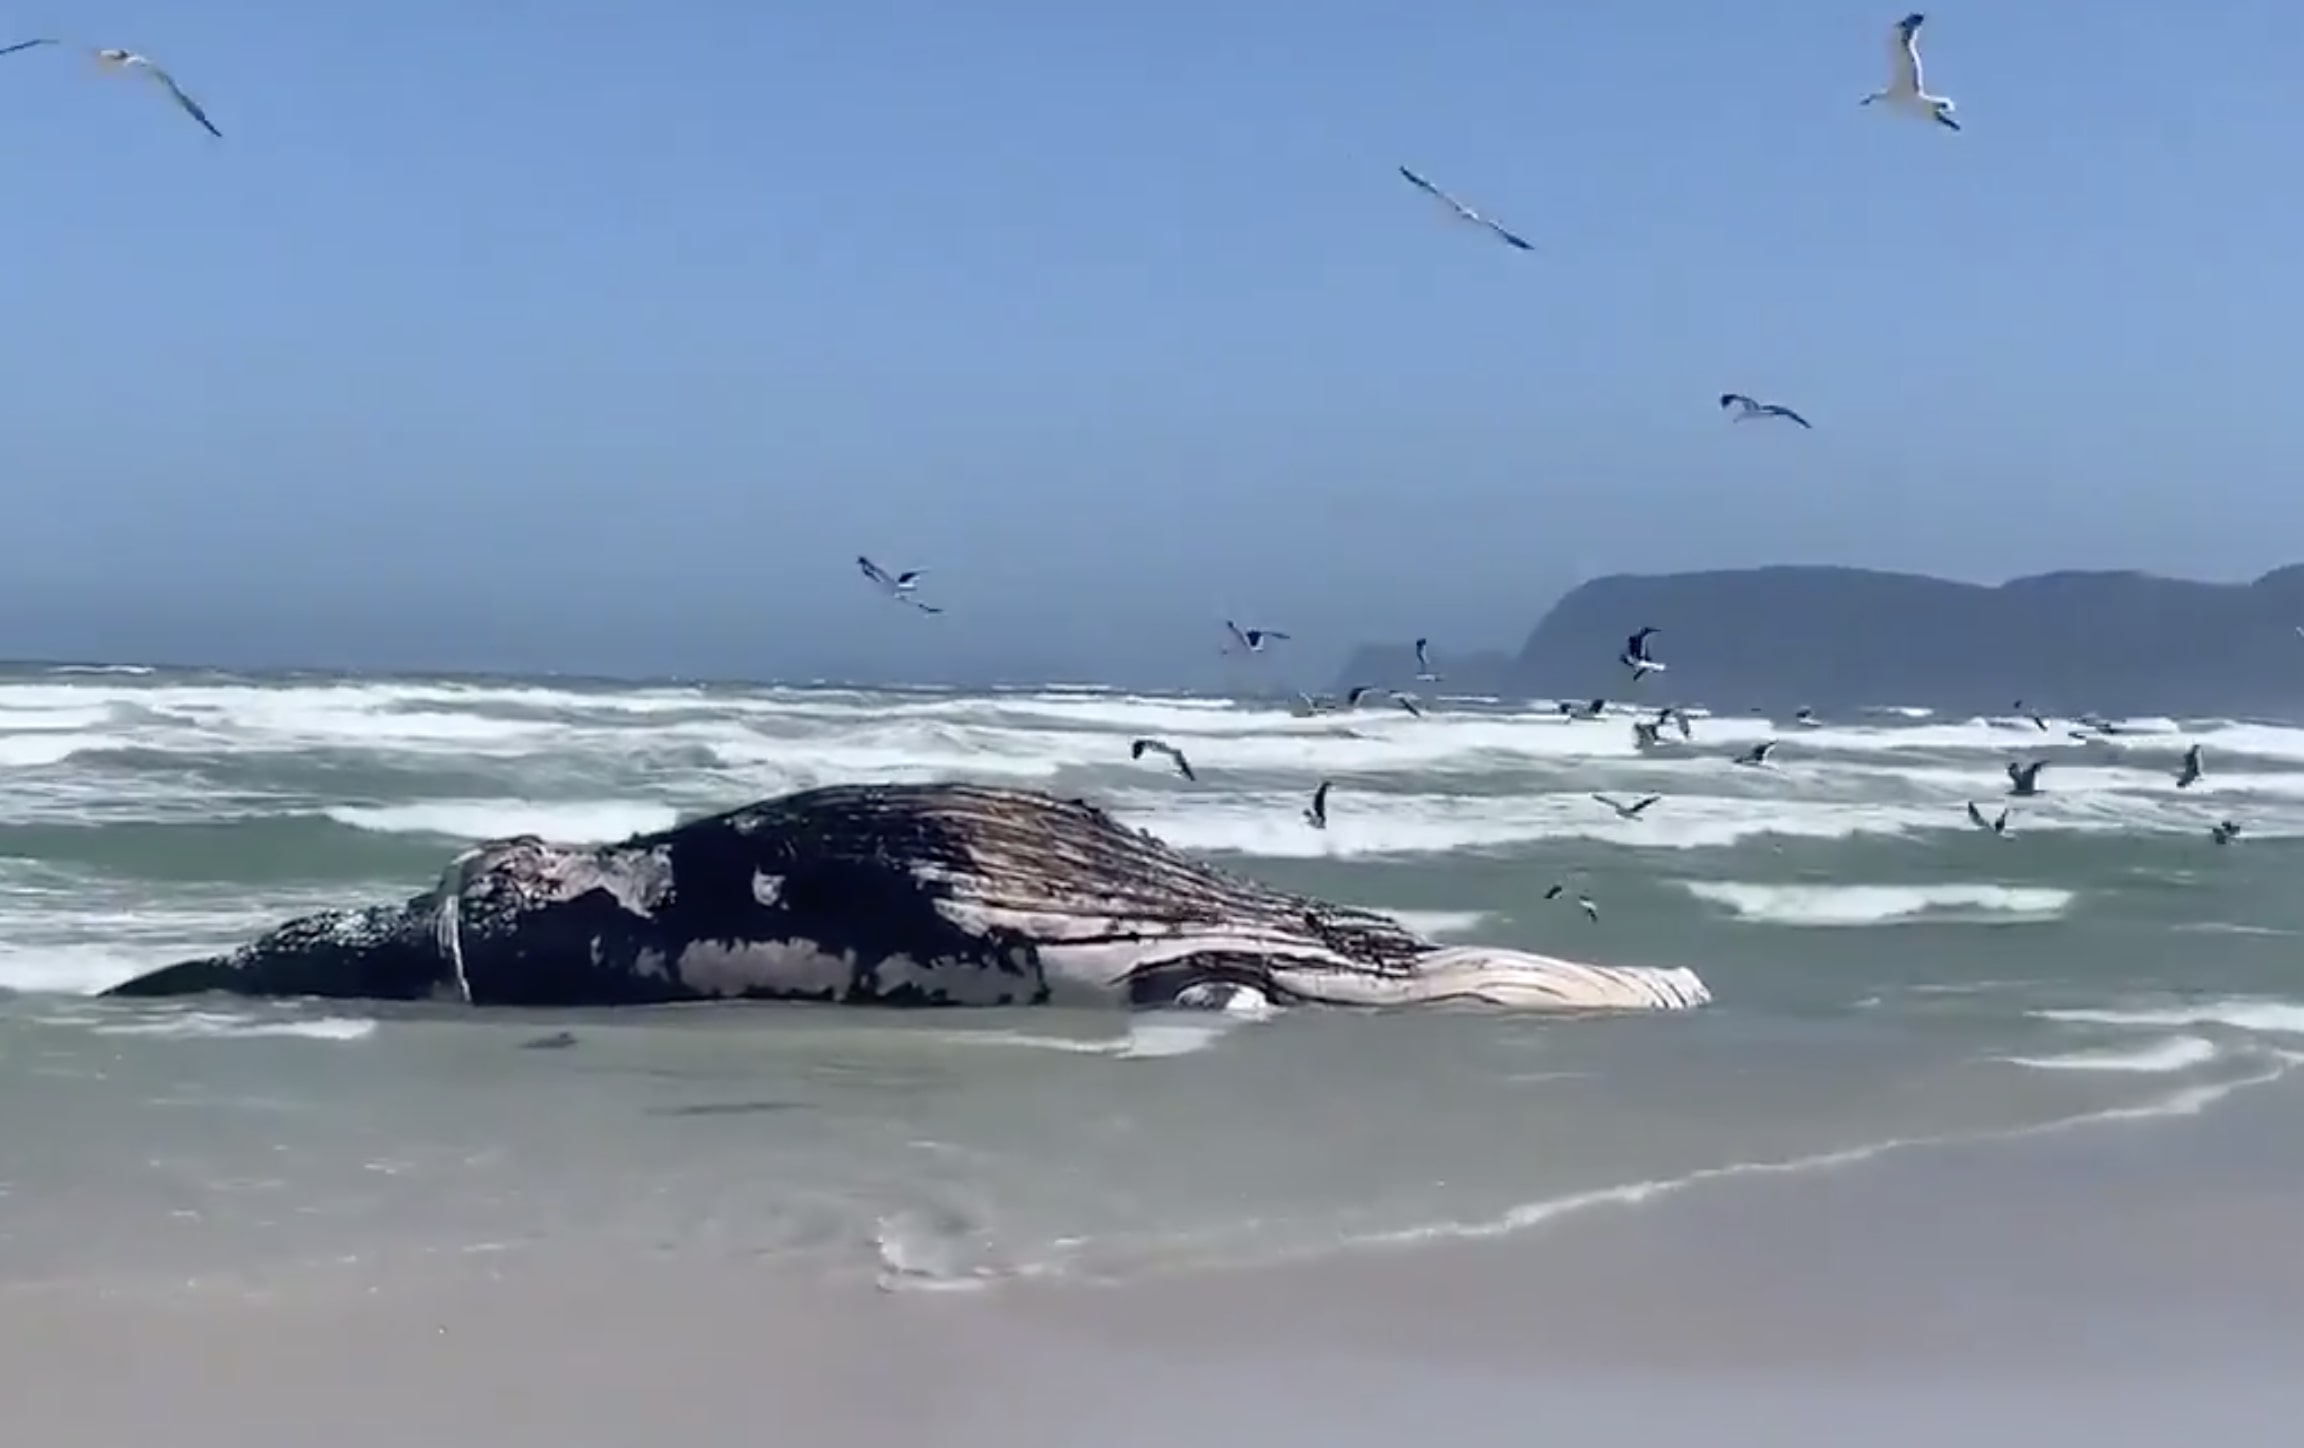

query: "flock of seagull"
left=2, top=38, right=222, bottom=137
left=845, top=13, right=2241, bottom=921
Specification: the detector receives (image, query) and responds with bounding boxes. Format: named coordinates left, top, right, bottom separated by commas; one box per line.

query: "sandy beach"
left=10, top=1067, right=2301, bottom=1448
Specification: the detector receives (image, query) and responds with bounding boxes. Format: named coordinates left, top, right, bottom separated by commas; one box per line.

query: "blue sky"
left=0, top=1, right=2295, bottom=684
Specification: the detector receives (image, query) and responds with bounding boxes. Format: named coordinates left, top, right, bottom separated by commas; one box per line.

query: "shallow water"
left=0, top=665, right=2298, bottom=1293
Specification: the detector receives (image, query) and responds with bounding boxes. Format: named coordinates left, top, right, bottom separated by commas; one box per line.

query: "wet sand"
left=7, top=1073, right=2302, bottom=1447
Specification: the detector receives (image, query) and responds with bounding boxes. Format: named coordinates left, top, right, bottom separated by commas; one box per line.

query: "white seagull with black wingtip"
left=1592, top=793, right=1662, bottom=821
left=1224, top=620, right=1290, bottom=655
left=1543, top=882, right=1600, bottom=923
left=1413, top=637, right=1442, bottom=682
left=856, top=556, right=942, bottom=613
left=1396, top=166, right=1534, bottom=252
left=2175, top=744, right=2203, bottom=789
left=1719, top=393, right=1813, bottom=430
left=1620, top=626, right=1666, bottom=680
left=1303, top=780, right=1332, bottom=830
left=1964, top=800, right=2010, bottom=836
left=1130, top=738, right=1197, bottom=782
left=1862, top=13, right=1960, bottom=131
left=94, top=47, right=224, bottom=138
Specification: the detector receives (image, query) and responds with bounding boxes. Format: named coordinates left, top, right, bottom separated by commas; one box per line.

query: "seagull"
left=1733, top=740, right=1778, bottom=768
left=1413, top=637, right=1442, bottom=682
left=2174, top=744, right=2203, bottom=789
left=1130, top=737, right=1196, bottom=782
left=1224, top=620, right=1290, bottom=655
left=1304, top=780, right=1332, bottom=830
left=2012, top=700, right=2050, bottom=731
left=2006, top=760, right=2048, bottom=796
left=94, top=48, right=223, bottom=138
left=1592, top=793, right=1662, bottom=821
left=856, top=556, right=941, bottom=613
left=1396, top=166, right=1533, bottom=252
left=1543, top=883, right=1600, bottom=922
left=1718, top=393, right=1813, bottom=430
left=1964, top=800, right=2010, bottom=836
left=1389, top=690, right=1425, bottom=719
left=1862, top=14, right=1960, bottom=132
left=2210, top=820, right=2242, bottom=846
left=1, top=38, right=56, bottom=57
left=1791, top=707, right=1824, bottom=728
left=1620, top=626, right=1665, bottom=679
left=1343, top=684, right=1380, bottom=709
left=1632, top=719, right=1663, bottom=749
left=1658, top=705, right=1693, bottom=740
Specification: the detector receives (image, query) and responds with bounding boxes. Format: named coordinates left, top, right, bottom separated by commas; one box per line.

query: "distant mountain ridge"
left=1337, top=565, right=2304, bottom=717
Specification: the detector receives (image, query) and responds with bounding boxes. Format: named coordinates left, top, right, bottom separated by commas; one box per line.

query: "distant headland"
left=1336, top=565, right=2304, bottom=717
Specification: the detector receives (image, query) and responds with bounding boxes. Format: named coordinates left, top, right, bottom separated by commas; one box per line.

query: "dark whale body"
left=104, top=783, right=1710, bottom=1013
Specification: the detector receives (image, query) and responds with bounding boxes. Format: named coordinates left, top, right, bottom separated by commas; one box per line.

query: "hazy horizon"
left=3, top=1, right=2296, bottom=687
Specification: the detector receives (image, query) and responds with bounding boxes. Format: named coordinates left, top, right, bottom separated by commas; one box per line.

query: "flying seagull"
left=1964, top=800, right=2010, bottom=836
left=1413, top=637, right=1441, bottom=682
left=1396, top=166, right=1533, bottom=252
left=2211, top=819, right=2242, bottom=846
left=1718, top=393, right=1813, bottom=429
left=2011, top=700, right=2050, bottom=731
left=1130, top=737, right=1196, bottom=782
left=1390, top=690, right=1425, bottom=719
left=1658, top=705, right=1693, bottom=740
left=95, top=48, right=223, bottom=138
left=1543, top=882, right=1600, bottom=922
left=1593, top=793, right=1662, bottom=821
left=1861, top=13, right=1959, bottom=132
left=1303, top=780, right=1332, bottom=830
left=856, top=556, right=942, bottom=613
left=2174, top=744, right=2203, bottom=789
left=1224, top=620, right=1290, bottom=655
left=2006, top=760, right=2048, bottom=797
left=1, top=38, right=56, bottom=57
left=1343, top=684, right=1380, bottom=709
left=1620, top=626, right=1665, bottom=680
left=1733, top=740, right=1778, bottom=768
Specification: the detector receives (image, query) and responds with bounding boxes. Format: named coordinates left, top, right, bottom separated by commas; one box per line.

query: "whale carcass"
left=102, top=783, right=1711, bottom=1012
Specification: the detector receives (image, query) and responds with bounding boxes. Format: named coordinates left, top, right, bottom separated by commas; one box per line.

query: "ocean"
left=2, top=662, right=2300, bottom=1315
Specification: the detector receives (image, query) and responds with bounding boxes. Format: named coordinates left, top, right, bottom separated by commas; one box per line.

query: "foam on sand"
left=2034, top=1000, right=2304, bottom=1038
left=2002, top=1035, right=2220, bottom=1074
left=87, top=1009, right=377, bottom=1041
left=1194, top=1055, right=2295, bottom=1272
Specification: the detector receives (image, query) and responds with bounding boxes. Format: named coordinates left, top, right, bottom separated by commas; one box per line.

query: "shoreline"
left=8, top=1071, right=2302, bottom=1446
